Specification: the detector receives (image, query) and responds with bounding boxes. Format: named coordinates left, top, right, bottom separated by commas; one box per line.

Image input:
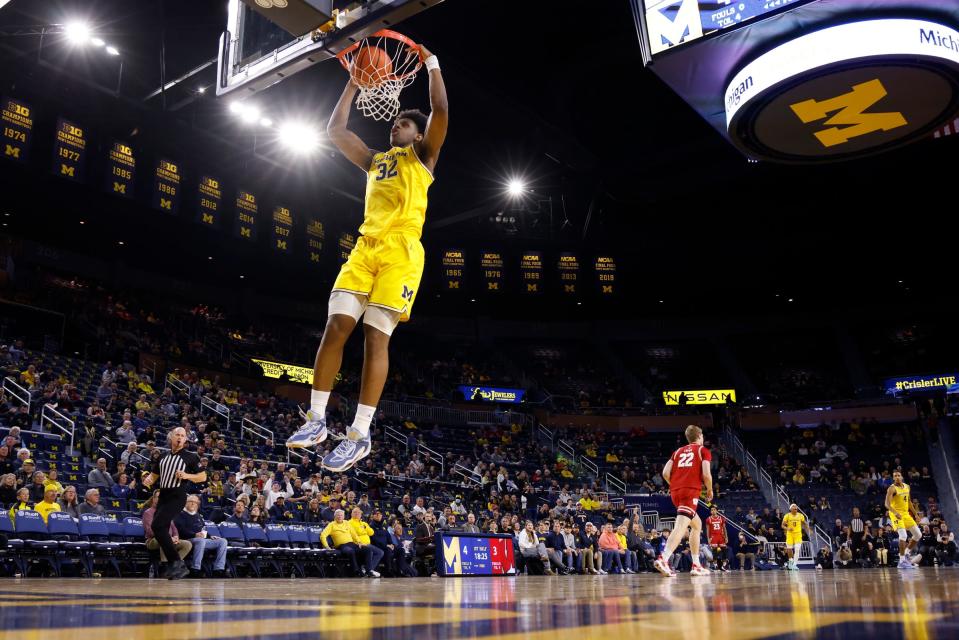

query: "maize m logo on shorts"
left=401, top=285, right=414, bottom=302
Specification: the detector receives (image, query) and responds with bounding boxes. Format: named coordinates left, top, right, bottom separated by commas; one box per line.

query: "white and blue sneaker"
left=285, top=409, right=328, bottom=449
left=321, top=428, right=371, bottom=472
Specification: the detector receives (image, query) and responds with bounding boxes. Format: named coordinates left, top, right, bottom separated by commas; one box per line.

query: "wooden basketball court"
left=1, top=570, right=956, bottom=639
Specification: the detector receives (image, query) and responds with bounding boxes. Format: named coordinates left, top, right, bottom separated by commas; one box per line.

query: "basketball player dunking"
left=655, top=425, right=713, bottom=577
left=286, top=44, right=448, bottom=472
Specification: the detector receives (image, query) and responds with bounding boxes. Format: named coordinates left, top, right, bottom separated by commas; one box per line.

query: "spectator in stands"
left=320, top=497, right=341, bottom=522
left=116, top=421, right=137, bottom=444
left=736, top=532, right=758, bottom=570
left=264, top=479, right=293, bottom=510
left=937, top=523, right=956, bottom=566
left=112, top=473, right=136, bottom=501
left=391, top=520, right=417, bottom=577
left=546, top=521, right=573, bottom=574
left=228, top=501, right=248, bottom=524
left=414, top=512, right=437, bottom=572
left=142, top=491, right=192, bottom=564
left=518, top=520, right=554, bottom=575
left=836, top=542, right=854, bottom=568
left=349, top=507, right=383, bottom=577
left=269, top=496, right=294, bottom=521
left=320, top=509, right=365, bottom=576
left=57, top=485, right=80, bottom=518
left=0, top=473, right=18, bottom=506
left=815, top=546, right=834, bottom=570
left=599, top=523, right=626, bottom=574
left=10, top=487, right=31, bottom=517
left=562, top=523, right=583, bottom=573
left=34, top=487, right=61, bottom=523
left=9, top=406, right=29, bottom=431
left=120, top=442, right=139, bottom=466
left=28, top=471, right=47, bottom=503
left=627, top=522, right=649, bottom=572
left=918, top=525, right=937, bottom=566
left=175, top=495, right=228, bottom=578
left=0, top=445, right=12, bottom=476
left=78, top=488, right=105, bottom=516
left=462, top=513, right=480, bottom=534
left=88, top=458, right=115, bottom=489
left=43, top=468, right=63, bottom=496
left=578, top=521, right=602, bottom=575
left=15, top=457, right=35, bottom=485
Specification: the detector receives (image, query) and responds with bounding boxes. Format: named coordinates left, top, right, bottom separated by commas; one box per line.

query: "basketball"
left=351, top=45, right=392, bottom=87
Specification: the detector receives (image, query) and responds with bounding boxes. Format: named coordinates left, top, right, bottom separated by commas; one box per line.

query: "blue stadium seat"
left=13, top=510, right=60, bottom=576
left=77, top=514, right=122, bottom=576
left=217, top=520, right=262, bottom=577
left=265, top=523, right=301, bottom=576
left=47, top=512, right=92, bottom=576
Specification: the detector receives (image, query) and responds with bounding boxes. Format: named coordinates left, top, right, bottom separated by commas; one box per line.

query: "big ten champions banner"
left=272, top=205, right=293, bottom=253
left=594, top=255, right=617, bottom=295
left=152, top=158, right=182, bottom=214
left=52, top=117, right=87, bottom=182
left=306, top=218, right=325, bottom=265
left=234, top=190, right=258, bottom=241
left=338, top=231, right=356, bottom=262
left=557, top=253, right=580, bottom=295
left=520, top=251, right=544, bottom=294
left=104, top=141, right=135, bottom=199
left=1, top=97, right=32, bottom=163
left=441, top=249, right=465, bottom=291
left=481, top=251, right=504, bottom=292
left=197, top=175, right=222, bottom=228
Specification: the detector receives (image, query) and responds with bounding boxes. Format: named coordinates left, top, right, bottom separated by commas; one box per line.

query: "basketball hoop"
left=336, top=30, right=423, bottom=121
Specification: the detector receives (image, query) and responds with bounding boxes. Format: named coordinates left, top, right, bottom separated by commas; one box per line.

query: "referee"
left=143, top=426, right=205, bottom=579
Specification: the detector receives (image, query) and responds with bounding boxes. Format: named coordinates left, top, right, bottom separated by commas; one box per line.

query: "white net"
left=338, top=32, right=422, bottom=121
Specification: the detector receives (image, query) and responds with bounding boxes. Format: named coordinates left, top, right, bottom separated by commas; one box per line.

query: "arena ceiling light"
left=507, top=179, right=526, bottom=197
left=64, top=21, right=92, bottom=45
left=90, top=37, right=105, bottom=47
left=277, top=122, right=320, bottom=154
left=105, top=45, right=119, bottom=56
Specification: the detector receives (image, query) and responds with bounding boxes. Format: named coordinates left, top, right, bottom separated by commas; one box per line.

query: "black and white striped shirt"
left=150, top=448, right=201, bottom=491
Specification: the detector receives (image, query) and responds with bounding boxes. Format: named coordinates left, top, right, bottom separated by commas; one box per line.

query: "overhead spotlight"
left=64, top=21, right=92, bottom=45
left=278, top=122, right=319, bottom=154
left=260, top=117, right=273, bottom=127
left=229, top=102, right=243, bottom=114
left=105, top=46, right=120, bottom=56
left=240, top=106, right=260, bottom=124
left=90, top=37, right=105, bottom=47
left=507, top=179, right=526, bottom=197
left=198, top=87, right=206, bottom=94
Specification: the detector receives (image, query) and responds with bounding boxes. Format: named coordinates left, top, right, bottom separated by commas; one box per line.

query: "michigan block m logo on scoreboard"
left=790, top=79, right=908, bottom=148
left=646, top=0, right=703, bottom=54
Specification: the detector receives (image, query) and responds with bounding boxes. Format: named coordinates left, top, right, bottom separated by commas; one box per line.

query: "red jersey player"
left=705, top=505, right=729, bottom=571
left=655, top=424, right=713, bottom=577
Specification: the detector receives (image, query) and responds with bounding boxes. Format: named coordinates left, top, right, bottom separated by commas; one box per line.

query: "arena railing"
left=453, top=463, right=482, bottom=487
left=41, top=403, right=75, bottom=453
left=164, top=373, right=189, bottom=395
left=200, top=396, right=231, bottom=430
left=379, top=398, right=521, bottom=427
left=418, top=441, right=445, bottom=476
left=382, top=424, right=409, bottom=451
left=2, top=376, right=31, bottom=413
left=535, top=423, right=555, bottom=450
left=579, top=455, right=598, bottom=478
left=241, top=417, right=274, bottom=444
left=605, top=472, right=626, bottom=495
left=557, top=439, right=576, bottom=460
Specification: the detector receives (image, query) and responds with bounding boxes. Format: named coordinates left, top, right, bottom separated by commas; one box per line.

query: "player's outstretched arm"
left=701, top=460, right=713, bottom=501
left=415, top=44, right=448, bottom=171
left=662, top=459, right=673, bottom=484
left=884, top=485, right=897, bottom=516
left=327, top=80, right=376, bottom=171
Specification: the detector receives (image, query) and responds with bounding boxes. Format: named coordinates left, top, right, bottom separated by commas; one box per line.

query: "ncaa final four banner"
left=234, top=190, right=258, bottom=241
left=441, top=249, right=465, bottom=291
left=197, top=175, right=222, bottom=228
left=52, top=117, right=87, bottom=182
left=338, top=232, right=356, bottom=262
left=306, top=218, right=325, bottom=265
left=152, top=158, right=182, bottom=214
left=520, top=251, right=544, bottom=294
left=104, top=141, right=135, bottom=199
left=272, top=205, right=293, bottom=253
left=481, top=251, right=504, bottom=292
left=557, top=253, right=580, bottom=295
left=594, top=255, right=617, bottom=295
left=1, top=97, right=32, bottom=164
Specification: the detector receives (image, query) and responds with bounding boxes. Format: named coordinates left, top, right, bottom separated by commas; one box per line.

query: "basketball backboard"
left=217, top=0, right=444, bottom=98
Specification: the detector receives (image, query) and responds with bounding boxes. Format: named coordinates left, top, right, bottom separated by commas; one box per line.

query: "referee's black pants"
left=153, top=488, right=187, bottom=564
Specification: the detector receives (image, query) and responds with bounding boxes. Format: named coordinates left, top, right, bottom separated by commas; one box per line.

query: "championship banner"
left=306, top=218, right=325, bottom=264
left=437, top=532, right=516, bottom=577
left=557, top=253, right=580, bottom=295
left=481, top=251, right=504, bottom=292
left=1, top=97, right=32, bottom=163
left=520, top=251, right=543, bottom=294
left=663, top=389, right=736, bottom=405
left=52, top=117, right=87, bottom=182
left=152, top=158, right=182, bottom=214
left=595, top=255, right=617, bottom=295
left=197, top=175, right=222, bottom=228
left=884, top=373, right=958, bottom=396
left=234, top=190, right=258, bottom=241
left=251, top=358, right=314, bottom=385
left=338, top=232, right=356, bottom=261
left=458, top=386, right=526, bottom=404
left=441, top=249, right=465, bottom=291
left=272, top=205, right=293, bottom=253
left=104, top=141, right=135, bottom=199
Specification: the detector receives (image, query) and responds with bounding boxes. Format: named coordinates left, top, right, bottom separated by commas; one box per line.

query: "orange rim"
left=336, top=29, right=422, bottom=80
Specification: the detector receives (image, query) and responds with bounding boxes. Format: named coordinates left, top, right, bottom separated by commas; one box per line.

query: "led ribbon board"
left=725, top=19, right=959, bottom=161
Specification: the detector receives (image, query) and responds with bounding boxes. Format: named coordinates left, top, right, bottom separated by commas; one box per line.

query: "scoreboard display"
left=520, top=251, right=543, bottom=294
left=557, top=253, right=580, bottom=295
left=306, top=218, right=325, bottom=264
left=104, top=141, right=135, bottom=199
left=197, top=176, right=222, bottom=228
left=481, top=251, right=504, bottom=292
left=441, top=249, right=465, bottom=291
left=595, top=256, right=617, bottom=295
left=436, top=532, right=516, bottom=577
left=52, top=117, right=87, bottom=182
left=152, top=158, right=181, bottom=214
left=235, top=190, right=258, bottom=240
left=272, top=205, right=293, bottom=253
left=1, top=97, right=32, bottom=163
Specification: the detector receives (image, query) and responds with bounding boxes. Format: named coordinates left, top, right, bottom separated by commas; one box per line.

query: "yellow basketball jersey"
left=360, top=145, right=433, bottom=240
left=890, top=483, right=910, bottom=513
left=783, top=512, right=805, bottom=533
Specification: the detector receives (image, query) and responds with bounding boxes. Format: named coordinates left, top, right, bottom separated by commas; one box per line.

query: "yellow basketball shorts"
left=889, top=511, right=917, bottom=530
left=786, top=533, right=803, bottom=546
left=332, top=233, right=424, bottom=322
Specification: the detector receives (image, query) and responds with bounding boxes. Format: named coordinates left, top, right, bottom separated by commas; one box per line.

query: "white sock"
left=310, top=390, right=330, bottom=416
left=350, top=403, right=376, bottom=437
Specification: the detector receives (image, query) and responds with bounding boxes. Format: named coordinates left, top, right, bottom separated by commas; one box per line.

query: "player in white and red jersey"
left=705, top=505, right=729, bottom=572
left=654, top=424, right=713, bottom=577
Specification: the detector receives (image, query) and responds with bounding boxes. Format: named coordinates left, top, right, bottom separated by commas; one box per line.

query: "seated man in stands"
left=349, top=507, right=384, bottom=577
left=27, top=471, right=47, bottom=503
left=320, top=508, right=366, bottom=576
left=78, top=488, right=105, bottom=516
left=414, top=512, right=438, bottom=573
left=736, top=532, right=759, bottom=570
left=174, top=494, right=228, bottom=578
left=87, top=458, right=115, bottom=489
left=34, top=487, right=60, bottom=523
left=815, top=546, right=834, bottom=569
left=228, top=500, right=249, bottom=524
